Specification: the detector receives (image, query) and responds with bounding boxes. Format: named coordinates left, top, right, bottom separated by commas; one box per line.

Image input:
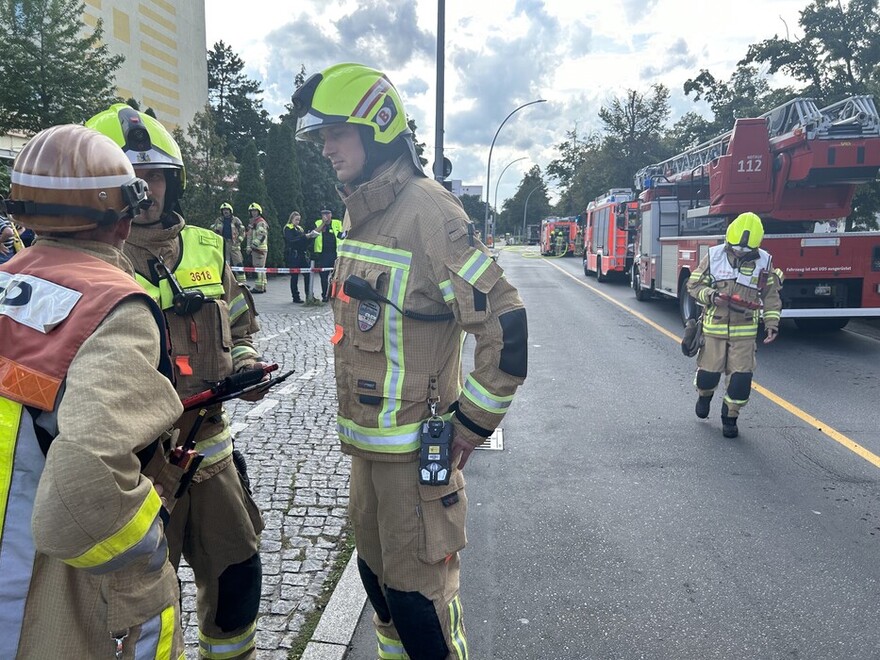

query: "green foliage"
left=265, top=122, right=305, bottom=226
left=0, top=0, right=124, bottom=134
left=407, top=117, right=428, bottom=167
left=458, top=194, right=488, bottom=227
left=549, top=0, right=880, bottom=230
left=546, top=127, right=599, bottom=210
left=499, top=166, right=550, bottom=236
left=850, top=182, right=880, bottom=230
left=0, top=160, right=9, bottom=195
left=208, top=40, right=270, bottom=160
left=598, top=84, right=671, bottom=168
left=683, top=65, right=795, bottom=134
left=174, top=106, right=238, bottom=230
left=740, top=0, right=880, bottom=101
left=235, top=141, right=284, bottom=266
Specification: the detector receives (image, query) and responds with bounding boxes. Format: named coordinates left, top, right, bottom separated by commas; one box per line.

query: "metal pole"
left=432, top=0, right=445, bottom=181
left=522, top=184, right=542, bottom=239
left=483, top=99, right=547, bottom=237
left=493, top=157, right=527, bottom=233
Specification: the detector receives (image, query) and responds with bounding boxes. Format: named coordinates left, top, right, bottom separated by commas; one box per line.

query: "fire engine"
left=540, top=217, right=579, bottom=256
left=582, top=188, right=640, bottom=282
left=631, top=94, right=880, bottom=331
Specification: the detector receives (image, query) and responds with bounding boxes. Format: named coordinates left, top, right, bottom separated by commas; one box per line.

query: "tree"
left=235, top=141, right=283, bottom=267
left=499, top=166, right=550, bottom=236
left=207, top=41, right=270, bottom=160
left=458, top=194, right=488, bottom=227
left=740, top=0, right=880, bottom=101
left=408, top=117, right=428, bottom=167
left=546, top=127, right=599, bottom=214
left=0, top=160, right=9, bottom=195
left=738, top=0, right=880, bottom=230
left=265, top=122, right=305, bottom=227
left=665, top=111, right=717, bottom=154
left=683, top=65, right=794, bottom=135
left=174, top=106, right=238, bottom=230
left=0, top=0, right=124, bottom=134
left=598, top=85, right=671, bottom=174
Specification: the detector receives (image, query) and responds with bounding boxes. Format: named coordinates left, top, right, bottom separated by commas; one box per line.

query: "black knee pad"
left=696, top=369, right=722, bottom=391
left=356, top=556, right=391, bottom=624
left=385, top=587, right=448, bottom=660
left=215, top=553, right=261, bottom=632
left=727, top=372, right=753, bottom=401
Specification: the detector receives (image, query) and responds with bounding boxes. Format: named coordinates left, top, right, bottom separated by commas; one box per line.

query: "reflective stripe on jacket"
left=136, top=226, right=226, bottom=308
left=688, top=244, right=782, bottom=339
left=330, top=156, right=527, bottom=459
left=0, top=240, right=183, bottom=658
left=127, top=220, right=260, bottom=471
left=313, top=218, right=344, bottom=255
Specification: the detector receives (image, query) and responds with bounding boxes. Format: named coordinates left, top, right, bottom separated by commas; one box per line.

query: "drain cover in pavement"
left=475, top=427, right=503, bottom=451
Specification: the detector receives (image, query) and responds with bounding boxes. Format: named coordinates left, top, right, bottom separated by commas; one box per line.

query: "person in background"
left=0, top=212, right=14, bottom=263
left=246, top=202, right=269, bottom=293
left=293, top=62, right=528, bottom=660
left=0, top=123, right=185, bottom=659
left=88, top=104, right=267, bottom=660
left=212, top=202, right=247, bottom=284
left=283, top=210, right=311, bottom=303
left=311, top=208, right=343, bottom=302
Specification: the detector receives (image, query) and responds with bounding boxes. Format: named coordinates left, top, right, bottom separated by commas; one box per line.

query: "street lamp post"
left=522, top=184, right=543, bottom=241
left=483, top=99, right=547, bottom=240
left=493, top=157, right=527, bottom=235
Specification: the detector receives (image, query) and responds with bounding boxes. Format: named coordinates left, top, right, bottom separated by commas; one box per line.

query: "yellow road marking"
left=544, top=258, right=880, bottom=469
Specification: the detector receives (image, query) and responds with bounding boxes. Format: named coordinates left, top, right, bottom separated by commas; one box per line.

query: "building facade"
left=82, top=0, right=208, bottom=131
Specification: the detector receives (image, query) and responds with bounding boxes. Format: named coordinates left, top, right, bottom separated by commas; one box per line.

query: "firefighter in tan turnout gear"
left=293, top=63, right=529, bottom=660
left=211, top=202, right=247, bottom=284
left=88, top=104, right=266, bottom=660
left=246, top=203, right=269, bottom=293
left=0, top=124, right=185, bottom=658
left=687, top=212, right=783, bottom=438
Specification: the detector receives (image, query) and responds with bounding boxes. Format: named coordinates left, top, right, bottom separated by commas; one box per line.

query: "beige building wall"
left=82, top=0, right=208, bottom=131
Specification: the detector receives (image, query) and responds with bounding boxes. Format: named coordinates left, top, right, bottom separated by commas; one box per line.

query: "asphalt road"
left=346, top=246, right=880, bottom=660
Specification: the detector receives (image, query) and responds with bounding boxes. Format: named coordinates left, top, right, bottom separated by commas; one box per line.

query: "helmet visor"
left=295, top=110, right=349, bottom=142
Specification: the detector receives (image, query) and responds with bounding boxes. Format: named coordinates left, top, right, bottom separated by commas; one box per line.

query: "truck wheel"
left=596, top=257, right=608, bottom=283
left=794, top=318, right=849, bottom=332
left=633, top=267, right=649, bottom=302
left=583, top=257, right=593, bottom=277
left=678, top=278, right=698, bottom=325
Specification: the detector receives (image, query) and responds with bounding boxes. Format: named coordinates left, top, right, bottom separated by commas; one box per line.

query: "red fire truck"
left=540, top=217, right=579, bottom=256
left=630, top=94, right=880, bottom=331
left=582, top=188, right=640, bottom=282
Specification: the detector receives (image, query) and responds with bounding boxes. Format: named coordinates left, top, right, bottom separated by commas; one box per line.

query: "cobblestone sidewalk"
left=179, top=282, right=348, bottom=659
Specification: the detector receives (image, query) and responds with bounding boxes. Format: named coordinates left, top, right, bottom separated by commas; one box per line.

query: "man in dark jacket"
left=283, top=210, right=310, bottom=303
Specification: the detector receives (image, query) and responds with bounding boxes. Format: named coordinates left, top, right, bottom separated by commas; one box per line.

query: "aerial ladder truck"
left=630, top=95, right=880, bottom=331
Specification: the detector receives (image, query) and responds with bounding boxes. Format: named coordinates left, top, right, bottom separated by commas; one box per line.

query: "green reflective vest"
left=135, top=226, right=226, bottom=309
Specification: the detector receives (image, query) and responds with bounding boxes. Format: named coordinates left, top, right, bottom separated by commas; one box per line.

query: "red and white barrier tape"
left=230, top=266, right=335, bottom=274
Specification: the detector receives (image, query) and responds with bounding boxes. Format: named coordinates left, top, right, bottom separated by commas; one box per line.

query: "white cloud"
left=206, top=0, right=808, bottom=205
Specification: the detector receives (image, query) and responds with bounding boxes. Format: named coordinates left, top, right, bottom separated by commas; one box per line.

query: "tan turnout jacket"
left=330, top=156, right=528, bottom=461
left=125, top=215, right=260, bottom=478
left=1, top=238, right=184, bottom=659
left=688, top=244, right=783, bottom=339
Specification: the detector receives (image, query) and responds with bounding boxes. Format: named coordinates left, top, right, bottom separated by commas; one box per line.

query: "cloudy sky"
left=205, top=0, right=806, bottom=205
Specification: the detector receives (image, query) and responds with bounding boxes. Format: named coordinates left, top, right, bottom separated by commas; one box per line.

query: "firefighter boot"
left=721, top=402, right=739, bottom=438
left=695, top=395, right=712, bottom=419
